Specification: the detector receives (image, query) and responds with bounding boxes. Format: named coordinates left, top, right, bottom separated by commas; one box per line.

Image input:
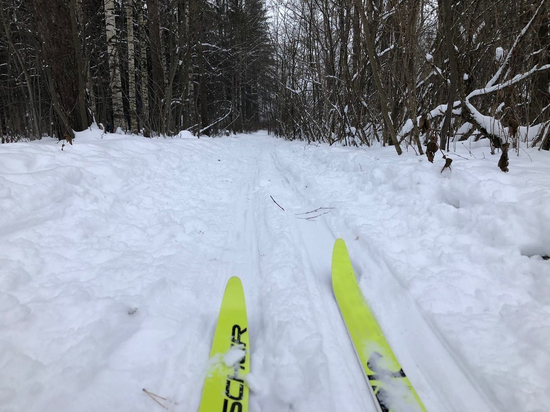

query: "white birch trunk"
left=104, top=0, right=125, bottom=131
left=138, top=1, right=150, bottom=135
left=126, top=0, right=138, bottom=133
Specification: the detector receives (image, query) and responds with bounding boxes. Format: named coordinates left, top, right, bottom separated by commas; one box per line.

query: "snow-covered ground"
left=1, top=128, right=549, bottom=412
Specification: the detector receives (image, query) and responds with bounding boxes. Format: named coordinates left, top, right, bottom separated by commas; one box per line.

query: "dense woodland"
left=0, top=0, right=549, bottom=153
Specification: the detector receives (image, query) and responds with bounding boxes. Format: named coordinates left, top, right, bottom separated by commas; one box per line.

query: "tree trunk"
left=440, top=0, right=460, bottom=151
left=146, top=0, right=165, bottom=135
left=356, top=0, right=402, bottom=155
left=532, top=3, right=550, bottom=122
left=190, top=0, right=208, bottom=136
left=0, top=5, right=41, bottom=137
left=69, top=0, right=89, bottom=131
left=33, top=0, right=88, bottom=140
left=178, top=0, right=191, bottom=130
left=404, top=0, right=423, bottom=154
left=104, top=0, right=125, bottom=132
left=138, top=1, right=150, bottom=136
left=126, top=0, right=138, bottom=134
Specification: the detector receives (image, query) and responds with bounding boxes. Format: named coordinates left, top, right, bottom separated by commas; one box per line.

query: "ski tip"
left=225, top=276, right=245, bottom=297
left=334, top=238, right=346, bottom=247
left=228, top=276, right=242, bottom=285
left=333, top=238, right=349, bottom=255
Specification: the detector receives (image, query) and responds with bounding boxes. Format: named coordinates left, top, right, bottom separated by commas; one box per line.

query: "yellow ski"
left=332, top=239, right=427, bottom=412
left=199, top=276, right=249, bottom=412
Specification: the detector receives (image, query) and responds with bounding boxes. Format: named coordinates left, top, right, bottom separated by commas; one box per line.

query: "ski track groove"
left=267, top=148, right=377, bottom=412
left=242, top=147, right=342, bottom=411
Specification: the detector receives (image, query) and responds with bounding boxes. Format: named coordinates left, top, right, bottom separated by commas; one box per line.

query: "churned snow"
left=0, top=128, right=549, bottom=412
left=223, top=345, right=246, bottom=368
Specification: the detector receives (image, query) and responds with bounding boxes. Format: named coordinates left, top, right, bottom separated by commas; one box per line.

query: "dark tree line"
left=0, top=0, right=274, bottom=141
left=1, top=0, right=549, bottom=152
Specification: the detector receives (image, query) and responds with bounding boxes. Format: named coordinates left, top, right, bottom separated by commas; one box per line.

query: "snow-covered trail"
left=1, top=130, right=549, bottom=412
left=246, top=147, right=374, bottom=412
left=263, top=143, right=496, bottom=412
left=251, top=142, right=495, bottom=412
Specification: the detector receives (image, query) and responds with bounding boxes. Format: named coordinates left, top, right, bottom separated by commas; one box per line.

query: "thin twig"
left=297, top=211, right=332, bottom=220
left=295, top=207, right=334, bottom=216
left=270, top=195, right=285, bottom=211
left=520, top=146, right=533, bottom=162
left=143, top=388, right=169, bottom=410
left=461, top=142, right=477, bottom=159
left=453, top=152, right=470, bottom=160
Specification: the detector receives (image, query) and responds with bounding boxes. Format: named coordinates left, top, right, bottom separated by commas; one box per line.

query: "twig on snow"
left=295, top=207, right=334, bottom=216
left=461, top=142, right=477, bottom=159
left=143, top=388, right=170, bottom=410
left=296, top=211, right=332, bottom=221
left=270, top=195, right=285, bottom=211
left=520, top=146, right=533, bottom=162
left=453, top=152, right=470, bottom=161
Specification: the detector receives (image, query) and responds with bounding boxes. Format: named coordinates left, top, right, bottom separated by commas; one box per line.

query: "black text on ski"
left=367, top=352, right=407, bottom=412
left=222, top=324, right=247, bottom=412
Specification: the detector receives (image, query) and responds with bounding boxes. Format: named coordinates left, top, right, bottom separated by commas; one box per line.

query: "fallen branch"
left=467, top=63, right=550, bottom=101
left=486, top=0, right=548, bottom=88
left=199, top=108, right=233, bottom=135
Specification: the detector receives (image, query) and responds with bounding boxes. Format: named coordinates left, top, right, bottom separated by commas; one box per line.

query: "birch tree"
left=104, top=0, right=124, bottom=131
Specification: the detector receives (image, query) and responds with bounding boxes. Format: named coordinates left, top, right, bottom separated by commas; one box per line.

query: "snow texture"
left=223, top=345, right=246, bottom=368
left=0, top=128, right=549, bottom=412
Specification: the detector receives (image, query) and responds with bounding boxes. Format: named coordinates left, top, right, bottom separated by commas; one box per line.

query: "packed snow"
left=1, top=128, right=549, bottom=412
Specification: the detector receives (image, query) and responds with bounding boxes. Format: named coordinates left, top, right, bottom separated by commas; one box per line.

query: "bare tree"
left=356, top=0, right=402, bottom=154
left=146, top=0, right=165, bottom=134
left=439, top=0, right=460, bottom=151
left=3, top=0, right=548, bottom=152
left=137, top=0, right=150, bottom=136
left=126, top=0, right=138, bottom=134
left=32, top=0, right=89, bottom=141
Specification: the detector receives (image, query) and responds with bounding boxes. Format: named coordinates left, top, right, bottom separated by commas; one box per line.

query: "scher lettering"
left=222, top=323, right=248, bottom=411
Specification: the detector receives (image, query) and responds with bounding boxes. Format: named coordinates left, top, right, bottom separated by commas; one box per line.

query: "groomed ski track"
left=230, top=135, right=495, bottom=412
left=4, top=130, right=544, bottom=411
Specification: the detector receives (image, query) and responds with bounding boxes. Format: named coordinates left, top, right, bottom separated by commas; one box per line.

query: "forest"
left=0, top=0, right=549, bottom=153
